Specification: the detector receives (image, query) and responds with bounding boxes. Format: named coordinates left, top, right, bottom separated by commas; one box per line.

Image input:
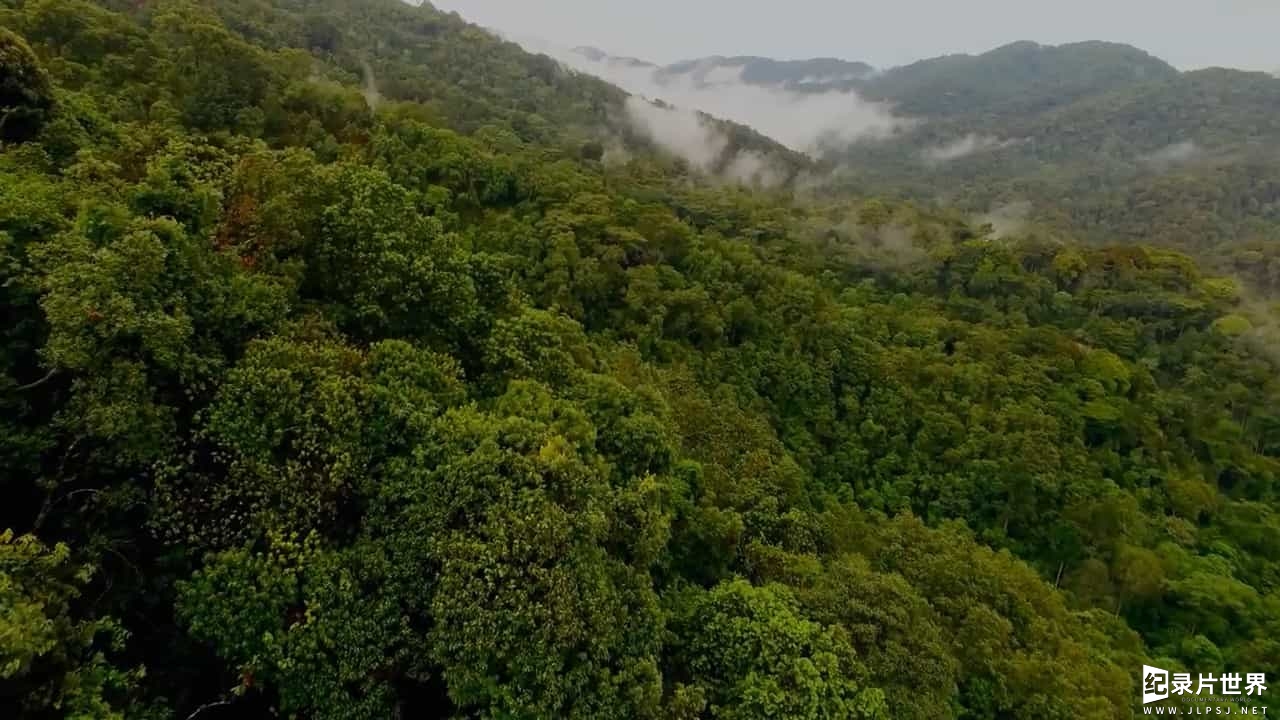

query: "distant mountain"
left=658, top=55, right=878, bottom=89
left=572, top=48, right=876, bottom=89
left=859, top=40, right=1180, bottom=119
left=572, top=40, right=1280, bottom=271
left=587, top=40, right=1176, bottom=113
left=828, top=63, right=1280, bottom=254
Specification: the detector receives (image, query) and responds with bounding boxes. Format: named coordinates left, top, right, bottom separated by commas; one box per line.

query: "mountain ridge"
left=580, top=38, right=1180, bottom=91
left=571, top=36, right=1280, bottom=275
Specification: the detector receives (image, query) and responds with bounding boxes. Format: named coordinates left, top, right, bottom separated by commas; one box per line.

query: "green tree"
left=0, top=27, right=54, bottom=143
left=0, top=531, right=133, bottom=719
left=669, top=579, right=887, bottom=720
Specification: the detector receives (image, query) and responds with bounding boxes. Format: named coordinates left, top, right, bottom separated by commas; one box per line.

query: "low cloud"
left=600, top=140, right=632, bottom=167
left=808, top=216, right=932, bottom=273
left=505, top=33, right=913, bottom=159
left=723, top=150, right=789, bottom=188
left=976, top=201, right=1034, bottom=238
left=1141, top=141, right=1201, bottom=170
left=796, top=71, right=874, bottom=85
left=698, top=63, right=747, bottom=87
left=622, top=96, right=727, bottom=171
left=631, top=64, right=911, bottom=155
left=360, top=58, right=381, bottom=111
left=858, top=223, right=931, bottom=270
left=922, top=134, right=1014, bottom=164
left=621, top=97, right=789, bottom=187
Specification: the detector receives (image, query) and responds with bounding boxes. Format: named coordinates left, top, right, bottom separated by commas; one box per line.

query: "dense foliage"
left=1, top=1, right=1278, bottom=718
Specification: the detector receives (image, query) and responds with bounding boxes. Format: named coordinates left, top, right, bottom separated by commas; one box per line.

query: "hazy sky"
left=430, top=0, right=1280, bottom=71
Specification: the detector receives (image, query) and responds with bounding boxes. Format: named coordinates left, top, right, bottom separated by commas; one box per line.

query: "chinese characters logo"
left=1144, top=665, right=1267, bottom=705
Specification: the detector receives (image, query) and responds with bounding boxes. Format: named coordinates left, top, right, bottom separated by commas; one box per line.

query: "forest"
left=826, top=44, right=1280, bottom=287
left=1, top=1, right=1278, bottom=718
left=634, top=41, right=1280, bottom=289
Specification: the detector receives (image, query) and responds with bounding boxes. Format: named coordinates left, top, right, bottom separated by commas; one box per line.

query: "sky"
left=429, top=0, right=1280, bottom=72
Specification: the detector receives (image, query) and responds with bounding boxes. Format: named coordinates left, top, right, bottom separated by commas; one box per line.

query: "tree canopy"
left=0, top=1, right=1277, bottom=718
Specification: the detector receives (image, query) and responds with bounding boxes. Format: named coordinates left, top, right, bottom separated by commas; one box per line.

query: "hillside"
left=577, top=41, right=1280, bottom=279
left=858, top=40, right=1180, bottom=119
left=592, top=39, right=1177, bottom=113
left=830, top=64, right=1280, bottom=283
left=2, top=1, right=1280, bottom=719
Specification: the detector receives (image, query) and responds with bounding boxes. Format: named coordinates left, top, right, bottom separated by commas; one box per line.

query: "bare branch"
left=185, top=700, right=234, bottom=720
left=14, top=368, right=58, bottom=392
